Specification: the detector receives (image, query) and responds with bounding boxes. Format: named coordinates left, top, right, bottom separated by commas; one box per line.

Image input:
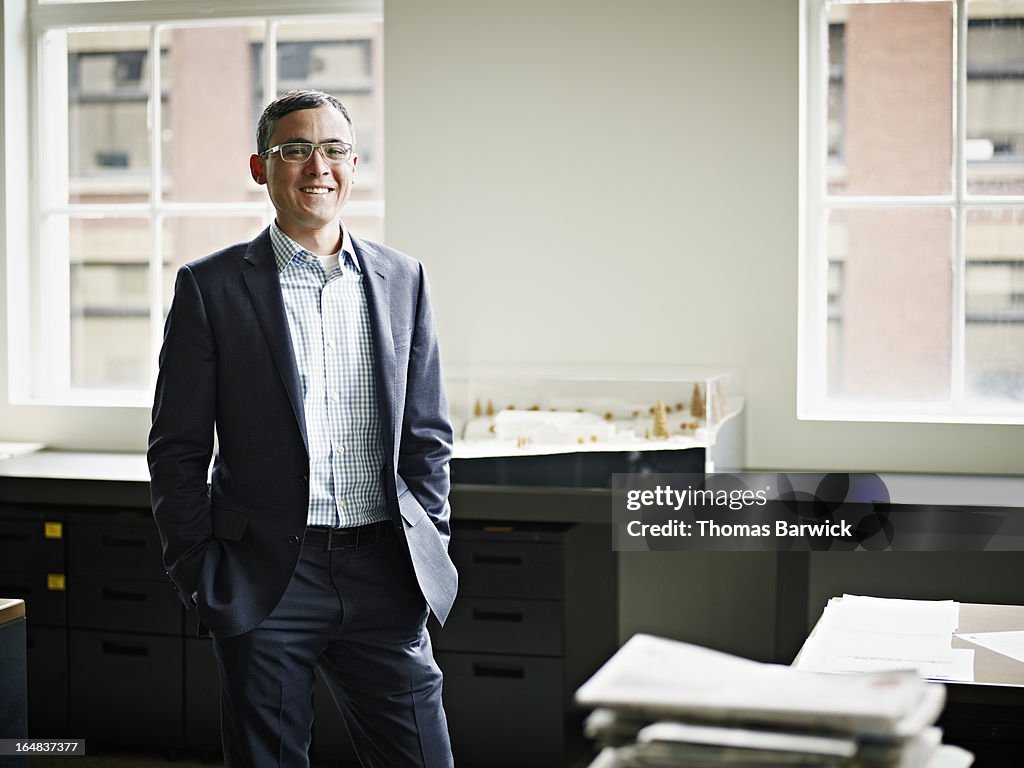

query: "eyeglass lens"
left=278, top=142, right=351, bottom=163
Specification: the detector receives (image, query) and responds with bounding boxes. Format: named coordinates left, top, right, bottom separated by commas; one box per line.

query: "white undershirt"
left=316, top=248, right=342, bottom=275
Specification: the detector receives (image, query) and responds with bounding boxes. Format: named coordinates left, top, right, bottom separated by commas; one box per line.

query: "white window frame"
left=799, top=0, right=1024, bottom=425
left=6, top=0, right=383, bottom=409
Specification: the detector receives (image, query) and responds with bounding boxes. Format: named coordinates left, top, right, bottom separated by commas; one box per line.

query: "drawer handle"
left=472, top=663, right=524, bottom=679
left=101, top=587, right=147, bottom=602
left=471, top=553, right=523, bottom=566
left=0, top=582, right=30, bottom=595
left=102, top=641, right=149, bottom=658
left=0, top=532, right=29, bottom=543
left=101, top=534, right=147, bottom=549
left=472, top=608, right=523, bottom=623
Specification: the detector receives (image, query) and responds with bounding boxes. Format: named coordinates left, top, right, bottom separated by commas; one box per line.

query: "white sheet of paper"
left=926, top=744, right=977, bottom=768
left=798, top=632, right=974, bottom=682
left=833, top=594, right=960, bottom=635
left=827, top=630, right=953, bottom=662
left=956, top=630, right=1024, bottom=665
left=577, top=633, right=946, bottom=735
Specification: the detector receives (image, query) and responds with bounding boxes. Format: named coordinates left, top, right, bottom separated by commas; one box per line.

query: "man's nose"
left=306, top=147, right=331, bottom=171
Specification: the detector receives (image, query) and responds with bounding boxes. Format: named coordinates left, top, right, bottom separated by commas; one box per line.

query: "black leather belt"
left=303, top=520, right=391, bottom=551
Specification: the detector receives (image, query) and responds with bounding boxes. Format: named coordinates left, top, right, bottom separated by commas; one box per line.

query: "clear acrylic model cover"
left=446, top=365, right=744, bottom=460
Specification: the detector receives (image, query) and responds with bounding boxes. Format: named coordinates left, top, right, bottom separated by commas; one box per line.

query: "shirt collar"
left=270, top=220, right=360, bottom=274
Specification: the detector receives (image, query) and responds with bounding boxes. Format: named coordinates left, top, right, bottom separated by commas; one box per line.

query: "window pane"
left=826, top=1, right=953, bottom=196
left=160, top=24, right=266, bottom=203
left=827, top=22, right=845, bottom=173
left=162, top=217, right=266, bottom=310
left=34, top=14, right=385, bottom=402
left=966, top=3, right=1024, bottom=195
left=827, top=207, right=954, bottom=401
left=965, top=207, right=1024, bottom=403
left=68, top=28, right=151, bottom=204
left=276, top=19, right=384, bottom=201
left=68, top=217, right=151, bottom=389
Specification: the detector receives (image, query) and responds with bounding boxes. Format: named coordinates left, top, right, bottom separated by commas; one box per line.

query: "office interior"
left=1, top=0, right=1022, bottom=766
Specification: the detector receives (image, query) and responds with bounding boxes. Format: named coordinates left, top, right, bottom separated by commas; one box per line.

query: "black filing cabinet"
left=66, top=510, right=183, bottom=747
left=0, top=498, right=618, bottom=767
left=0, top=506, right=69, bottom=736
left=432, top=521, right=617, bottom=768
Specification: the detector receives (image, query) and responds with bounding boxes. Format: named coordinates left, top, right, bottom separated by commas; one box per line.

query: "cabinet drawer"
left=68, top=520, right=164, bottom=578
left=0, top=568, right=67, bottom=626
left=433, top=597, right=562, bottom=656
left=68, top=574, right=181, bottom=634
left=0, top=511, right=65, bottom=572
left=437, top=652, right=565, bottom=767
left=69, top=630, right=183, bottom=747
left=450, top=538, right=563, bottom=599
left=27, top=626, right=69, bottom=736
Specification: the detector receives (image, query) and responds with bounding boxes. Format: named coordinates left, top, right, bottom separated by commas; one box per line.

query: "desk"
left=1, top=597, right=28, bottom=768
left=798, top=601, right=1024, bottom=767
left=942, top=603, right=1024, bottom=766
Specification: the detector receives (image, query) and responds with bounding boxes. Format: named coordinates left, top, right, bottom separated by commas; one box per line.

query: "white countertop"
left=0, top=448, right=1021, bottom=508
left=0, top=449, right=149, bottom=483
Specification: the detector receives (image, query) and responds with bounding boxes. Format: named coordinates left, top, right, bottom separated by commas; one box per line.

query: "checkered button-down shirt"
left=271, top=221, right=388, bottom=528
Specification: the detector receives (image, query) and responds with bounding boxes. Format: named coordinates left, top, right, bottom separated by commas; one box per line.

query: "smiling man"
left=148, top=90, right=457, bottom=767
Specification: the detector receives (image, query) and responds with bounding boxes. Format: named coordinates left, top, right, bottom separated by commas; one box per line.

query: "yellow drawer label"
left=44, top=521, right=63, bottom=539
left=47, top=573, right=66, bottom=591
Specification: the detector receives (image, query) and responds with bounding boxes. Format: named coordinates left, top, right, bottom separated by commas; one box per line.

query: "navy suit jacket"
left=148, top=226, right=457, bottom=637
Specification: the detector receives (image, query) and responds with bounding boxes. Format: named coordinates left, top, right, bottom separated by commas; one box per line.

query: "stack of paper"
left=575, top=633, right=973, bottom=767
left=795, top=595, right=975, bottom=683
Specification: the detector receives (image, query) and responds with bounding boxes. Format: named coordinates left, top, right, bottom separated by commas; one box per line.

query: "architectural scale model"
left=449, top=369, right=744, bottom=459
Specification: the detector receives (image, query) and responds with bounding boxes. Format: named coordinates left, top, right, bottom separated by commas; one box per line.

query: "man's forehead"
left=271, top=105, right=352, bottom=140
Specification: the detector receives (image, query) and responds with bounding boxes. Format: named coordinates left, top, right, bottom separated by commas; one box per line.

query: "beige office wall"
left=384, top=0, right=1023, bottom=474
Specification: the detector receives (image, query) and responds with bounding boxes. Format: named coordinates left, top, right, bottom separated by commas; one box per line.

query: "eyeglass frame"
left=259, top=141, right=355, bottom=164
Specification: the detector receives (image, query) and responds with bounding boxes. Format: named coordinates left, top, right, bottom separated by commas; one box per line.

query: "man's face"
left=249, top=104, right=357, bottom=237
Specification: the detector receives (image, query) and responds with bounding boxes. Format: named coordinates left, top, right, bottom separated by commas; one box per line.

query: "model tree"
left=652, top=399, right=670, bottom=439
left=690, top=384, right=706, bottom=420
left=711, top=380, right=728, bottom=422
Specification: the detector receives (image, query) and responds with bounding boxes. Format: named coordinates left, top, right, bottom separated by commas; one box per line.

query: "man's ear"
left=250, top=154, right=266, bottom=185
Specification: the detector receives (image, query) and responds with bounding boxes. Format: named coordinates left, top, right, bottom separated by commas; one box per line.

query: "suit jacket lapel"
left=241, top=229, right=309, bottom=453
left=353, top=236, right=397, bottom=453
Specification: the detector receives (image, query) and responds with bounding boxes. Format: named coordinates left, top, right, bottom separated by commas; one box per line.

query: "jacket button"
left=288, top=535, right=300, bottom=546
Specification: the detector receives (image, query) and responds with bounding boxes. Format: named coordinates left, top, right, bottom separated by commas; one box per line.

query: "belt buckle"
left=326, top=527, right=358, bottom=551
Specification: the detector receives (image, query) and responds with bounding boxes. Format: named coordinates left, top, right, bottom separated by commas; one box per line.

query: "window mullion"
left=800, top=0, right=831, bottom=415
left=265, top=19, right=278, bottom=104
left=950, top=0, right=968, bottom=410
left=264, top=20, right=279, bottom=224
left=36, top=28, right=72, bottom=398
left=147, top=24, right=166, bottom=384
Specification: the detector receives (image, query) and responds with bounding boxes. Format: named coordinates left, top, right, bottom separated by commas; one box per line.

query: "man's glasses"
left=260, top=142, right=354, bottom=164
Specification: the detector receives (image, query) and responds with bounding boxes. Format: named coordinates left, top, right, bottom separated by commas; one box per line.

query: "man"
left=148, top=89, right=457, bottom=767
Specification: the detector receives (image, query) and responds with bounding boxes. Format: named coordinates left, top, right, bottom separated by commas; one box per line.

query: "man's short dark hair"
left=256, top=89, right=355, bottom=154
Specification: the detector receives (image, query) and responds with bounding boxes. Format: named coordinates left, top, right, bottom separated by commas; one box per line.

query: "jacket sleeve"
left=147, top=264, right=216, bottom=606
left=397, top=262, right=454, bottom=547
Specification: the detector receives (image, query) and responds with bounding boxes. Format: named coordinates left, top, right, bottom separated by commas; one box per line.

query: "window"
left=801, top=0, right=1024, bottom=423
left=11, top=0, right=383, bottom=404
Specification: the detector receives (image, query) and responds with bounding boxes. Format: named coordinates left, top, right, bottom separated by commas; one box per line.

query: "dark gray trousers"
left=211, top=526, right=453, bottom=767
